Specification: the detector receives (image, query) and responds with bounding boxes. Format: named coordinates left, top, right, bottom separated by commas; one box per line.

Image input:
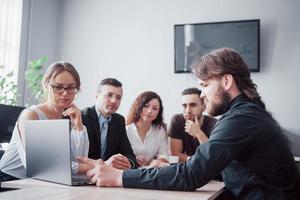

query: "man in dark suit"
left=81, top=78, right=138, bottom=169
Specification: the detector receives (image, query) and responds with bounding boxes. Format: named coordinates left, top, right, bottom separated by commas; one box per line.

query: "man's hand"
left=105, top=154, right=131, bottom=169
left=77, top=157, right=123, bottom=187
left=185, top=116, right=208, bottom=144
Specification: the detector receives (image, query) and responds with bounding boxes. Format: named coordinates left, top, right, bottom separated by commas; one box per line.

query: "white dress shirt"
left=126, top=123, right=169, bottom=164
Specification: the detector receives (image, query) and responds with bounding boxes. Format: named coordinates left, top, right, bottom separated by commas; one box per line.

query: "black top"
left=123, top=95, right=300, bottom=199
left=81, top=106, right=138, bottom=168
left=168, top=114, right=217, bottom=156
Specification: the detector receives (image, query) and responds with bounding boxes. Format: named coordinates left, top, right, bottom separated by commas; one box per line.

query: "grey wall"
left=19, top=0, right=63, bottom=104
left=23, top=0, right=300, bottom=155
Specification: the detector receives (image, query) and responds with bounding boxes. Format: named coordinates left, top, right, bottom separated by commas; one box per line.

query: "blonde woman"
left=0, top=62, right=89, bottom=181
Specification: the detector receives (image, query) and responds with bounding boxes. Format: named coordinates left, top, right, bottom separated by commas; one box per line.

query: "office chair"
left=0, top=104, right=25, bottom=159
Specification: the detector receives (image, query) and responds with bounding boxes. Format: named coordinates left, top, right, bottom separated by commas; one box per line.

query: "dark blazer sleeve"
left=105, top=114, right=139, bottom=168
left=122, top=114, right=248, bottom=190
left=81, top=106, right=102, bottom=159
left=82, top=108, right=138, bottom=168
left=119, top=116, right=139, bottom=168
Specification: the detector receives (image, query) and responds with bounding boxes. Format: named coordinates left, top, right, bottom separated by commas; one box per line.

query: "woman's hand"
left=63, top=104, right=84, bottom=131
left=148, top=159, right=169, bottom=168
left=136, top=155, right=147, bottom=167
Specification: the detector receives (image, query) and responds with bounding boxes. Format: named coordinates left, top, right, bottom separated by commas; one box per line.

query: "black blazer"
left=81, top=106, right=138, bottom=168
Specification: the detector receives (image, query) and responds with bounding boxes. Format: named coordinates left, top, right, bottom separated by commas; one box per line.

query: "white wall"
left=19, top=0, right=63, bottom=104
left=26, top=0, right=300, bottom=154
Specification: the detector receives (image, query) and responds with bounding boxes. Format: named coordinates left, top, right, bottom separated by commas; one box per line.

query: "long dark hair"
left=192, top=48, right=265, bottom=109
left=192, top=48, right=293, bottom=146
left=126, top=91, right=165, bottom=129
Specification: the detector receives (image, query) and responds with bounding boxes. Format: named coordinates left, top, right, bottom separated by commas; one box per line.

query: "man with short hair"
left=81, top=78, right=138, bottom=169
left=79, top=49, right=300, bottom=199
left=168, top=87, right=216, bottom=162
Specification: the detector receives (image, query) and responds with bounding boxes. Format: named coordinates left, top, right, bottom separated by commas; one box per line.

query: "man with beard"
left=168, top=87, right=216, bottom=162
left=78, top=49, right=300, bottom=200
left=81, top=78, right=138, bottom=170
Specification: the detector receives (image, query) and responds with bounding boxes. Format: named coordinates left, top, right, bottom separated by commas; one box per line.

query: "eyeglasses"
left=51, top=84, right=78, bottom=94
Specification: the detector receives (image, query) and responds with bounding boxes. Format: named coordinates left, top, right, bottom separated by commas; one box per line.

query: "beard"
left=184, top=113, right=202, bottom=121
left=207, top=86, right=231, bottom=116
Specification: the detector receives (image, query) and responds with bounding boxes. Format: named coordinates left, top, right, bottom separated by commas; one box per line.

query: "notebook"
left=25, top=119, right=90, bottom=186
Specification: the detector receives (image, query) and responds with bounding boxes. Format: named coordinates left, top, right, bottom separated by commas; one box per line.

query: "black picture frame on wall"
left=174, top=19, right=260, bottom=73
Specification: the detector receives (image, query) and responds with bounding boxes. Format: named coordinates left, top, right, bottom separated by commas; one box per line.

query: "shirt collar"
left=95, top=106, right=112, bottom=123
left=226, top=94, right=249, bottom=112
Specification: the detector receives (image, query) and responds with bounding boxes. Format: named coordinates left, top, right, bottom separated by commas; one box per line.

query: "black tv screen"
left=174, top=19, right=260, bottom=73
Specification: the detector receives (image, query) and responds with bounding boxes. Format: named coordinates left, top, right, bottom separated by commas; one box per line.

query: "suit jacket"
left=81, top=106, right=138, bottom=168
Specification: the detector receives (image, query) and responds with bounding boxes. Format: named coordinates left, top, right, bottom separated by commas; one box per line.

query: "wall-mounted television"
left=174, top=19, right=260, bottom=73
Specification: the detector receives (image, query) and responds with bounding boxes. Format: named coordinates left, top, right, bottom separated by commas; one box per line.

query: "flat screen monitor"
left=174, top=19, right=260, bottom=73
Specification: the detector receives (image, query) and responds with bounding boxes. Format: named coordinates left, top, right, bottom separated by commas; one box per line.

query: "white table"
left=0, top=178, right=224, bottom=200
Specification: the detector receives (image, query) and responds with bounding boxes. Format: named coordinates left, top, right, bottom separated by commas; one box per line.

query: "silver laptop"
left=25, top=119, right=90, bottom=186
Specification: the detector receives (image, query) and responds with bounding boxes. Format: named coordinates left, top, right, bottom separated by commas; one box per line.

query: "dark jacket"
left=123, top=95, right=300, bottom=199
left=81, top=106, right=138, bottom=168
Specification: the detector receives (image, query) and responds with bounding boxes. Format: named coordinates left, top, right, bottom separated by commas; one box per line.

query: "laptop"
left=25, top=119, right=90, bottom=186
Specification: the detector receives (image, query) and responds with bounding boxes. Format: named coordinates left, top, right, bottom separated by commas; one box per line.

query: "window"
left=0, top=0, right=23, bottom=82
